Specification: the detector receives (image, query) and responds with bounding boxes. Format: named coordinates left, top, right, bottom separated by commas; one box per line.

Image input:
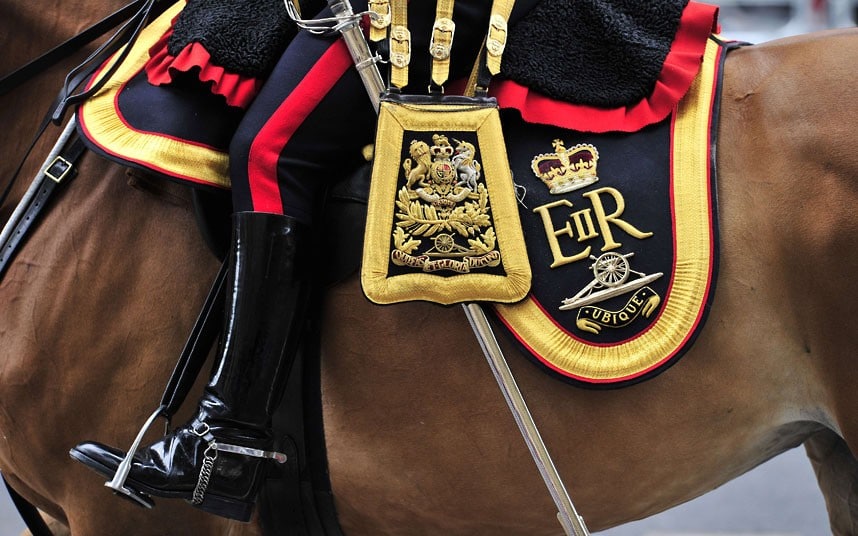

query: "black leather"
left=70, top=212, right=310, bottom=520
left=0, top=135, right=86, bottom=282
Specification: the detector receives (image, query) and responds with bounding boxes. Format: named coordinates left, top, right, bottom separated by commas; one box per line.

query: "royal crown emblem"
left=531, top=141, right=599, bottom=194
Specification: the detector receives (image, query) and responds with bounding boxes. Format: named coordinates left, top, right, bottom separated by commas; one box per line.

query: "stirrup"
left=103, top=405, right=164, bottom=508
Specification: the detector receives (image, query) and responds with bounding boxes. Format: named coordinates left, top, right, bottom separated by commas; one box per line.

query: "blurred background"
left=716, top=0, right=856, bottom=42
left=2, top=1, right=857, bottom=535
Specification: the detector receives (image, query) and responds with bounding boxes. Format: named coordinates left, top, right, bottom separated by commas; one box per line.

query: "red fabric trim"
left=144, top=20, right=261, bottom=109
left=490, top=1, right=719, bottom=133
left=247, top=40, right=354, bottom=214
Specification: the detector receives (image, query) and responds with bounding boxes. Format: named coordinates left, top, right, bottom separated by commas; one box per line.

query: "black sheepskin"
left=501, top=0, right=689, bottom=107
left=167, top=0, right=311, bottom=77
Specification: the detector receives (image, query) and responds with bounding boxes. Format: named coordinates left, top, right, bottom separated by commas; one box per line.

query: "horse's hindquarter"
left=320, top=30, right=858, bottom=535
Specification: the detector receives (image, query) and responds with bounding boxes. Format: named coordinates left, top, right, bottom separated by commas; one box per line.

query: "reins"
left=0, top=0, right=152, bottom=98
left=0, top=0, right=170, bottom=215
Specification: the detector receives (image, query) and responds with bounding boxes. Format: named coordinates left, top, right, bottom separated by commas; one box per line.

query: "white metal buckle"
left=429, top=17, right=455, bottom=60
left=45, top=156, right=72, bottom=183
left=486, top=14, right=508, bottom=57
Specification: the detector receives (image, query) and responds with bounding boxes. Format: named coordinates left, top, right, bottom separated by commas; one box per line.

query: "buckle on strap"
left=486, top=14, right=508, bottom=59
left=45, top=156, right=73, bottom=183
left=389, top=25, right=411, bottom=68
left=367, top=0, right=391, bottom=29
left=429, top=17, right=455, bottom=60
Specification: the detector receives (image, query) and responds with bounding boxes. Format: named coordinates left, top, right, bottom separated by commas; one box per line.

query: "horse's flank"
left=1, top=1, right=858, bottom=534
left=320, top=28, right=858, bottom=534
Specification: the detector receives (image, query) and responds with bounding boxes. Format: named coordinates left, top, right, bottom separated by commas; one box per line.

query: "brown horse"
left=2, top=1, right=858, bottom=535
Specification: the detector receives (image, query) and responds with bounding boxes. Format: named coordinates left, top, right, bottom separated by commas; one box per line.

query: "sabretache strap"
left=430, top=0, right=455, bottom=87
left=486, top=0, right=514, bottom=76
left=367, top=0, right=391, bottom=42
left=386, top=0, right=515, bottom=93
left=388, top=0, right=410, bottom=89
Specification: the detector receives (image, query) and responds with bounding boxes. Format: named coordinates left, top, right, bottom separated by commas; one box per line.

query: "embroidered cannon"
left=559, top=252, right=663, bottom=311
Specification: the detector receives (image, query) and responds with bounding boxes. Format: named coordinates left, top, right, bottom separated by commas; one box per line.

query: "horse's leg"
left=805, top=429, right=858, bottom=535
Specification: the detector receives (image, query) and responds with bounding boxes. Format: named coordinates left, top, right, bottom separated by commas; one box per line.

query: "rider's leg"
left=68, top=0, right=494, bottom=520
left=71, top=210, right=309, bottom=521
left=68, top=14, right=373, bottom=522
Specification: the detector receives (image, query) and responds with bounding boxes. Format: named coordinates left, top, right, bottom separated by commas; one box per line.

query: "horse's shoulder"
left=719, top=28, right=858, bottom=167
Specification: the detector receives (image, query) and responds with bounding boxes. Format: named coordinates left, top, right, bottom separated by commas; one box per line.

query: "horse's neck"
left=1, top=0, right=128, bottom=73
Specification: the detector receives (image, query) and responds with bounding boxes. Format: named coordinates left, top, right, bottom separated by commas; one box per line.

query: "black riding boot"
left=70, top=211, right=309, bottom=522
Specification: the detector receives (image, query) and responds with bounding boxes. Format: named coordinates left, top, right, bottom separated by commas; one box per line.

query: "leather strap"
left=158, top=259, right=227, bottom=419
left=51, top=0, right=160, bottom=125
left=388, top=0, right=409, bottom=89
left=0, top=0, right=169, bottom=225
left=0, top=134, right=86, bottom=281
left=0, top=0, right=161, bottom=97
left=429, top=0, right=455, bottom=88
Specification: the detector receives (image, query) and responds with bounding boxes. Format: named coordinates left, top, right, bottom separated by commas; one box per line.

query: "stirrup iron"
left=104, top=405, right=164, bottom=508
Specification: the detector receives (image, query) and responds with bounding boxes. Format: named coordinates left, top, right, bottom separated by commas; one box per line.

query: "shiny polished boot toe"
left=71, top=422, right=273, bottom=522
left=70, top=441, right=128, bottom=481
left=70, top=441, right=156, bottom=508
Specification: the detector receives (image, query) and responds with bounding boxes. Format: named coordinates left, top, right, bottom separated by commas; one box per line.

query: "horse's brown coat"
left=1, top=2, right=857, bottom=534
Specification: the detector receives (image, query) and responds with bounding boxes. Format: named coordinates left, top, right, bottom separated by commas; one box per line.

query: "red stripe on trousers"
left=247, top=39, right=354, bottom=213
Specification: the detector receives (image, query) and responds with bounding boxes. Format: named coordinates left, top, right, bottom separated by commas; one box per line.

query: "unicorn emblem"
left=452, top=139, right=481, bottom=191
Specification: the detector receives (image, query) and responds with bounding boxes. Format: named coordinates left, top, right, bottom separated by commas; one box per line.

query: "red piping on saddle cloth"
left=144, top=16, right=262, bottom=109
left=490, top=1, right=720, bottom=133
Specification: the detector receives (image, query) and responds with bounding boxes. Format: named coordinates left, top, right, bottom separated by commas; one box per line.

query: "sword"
left=284, top=0, right=385, bottom=112
left=284, top=3, right=589, bottom=534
